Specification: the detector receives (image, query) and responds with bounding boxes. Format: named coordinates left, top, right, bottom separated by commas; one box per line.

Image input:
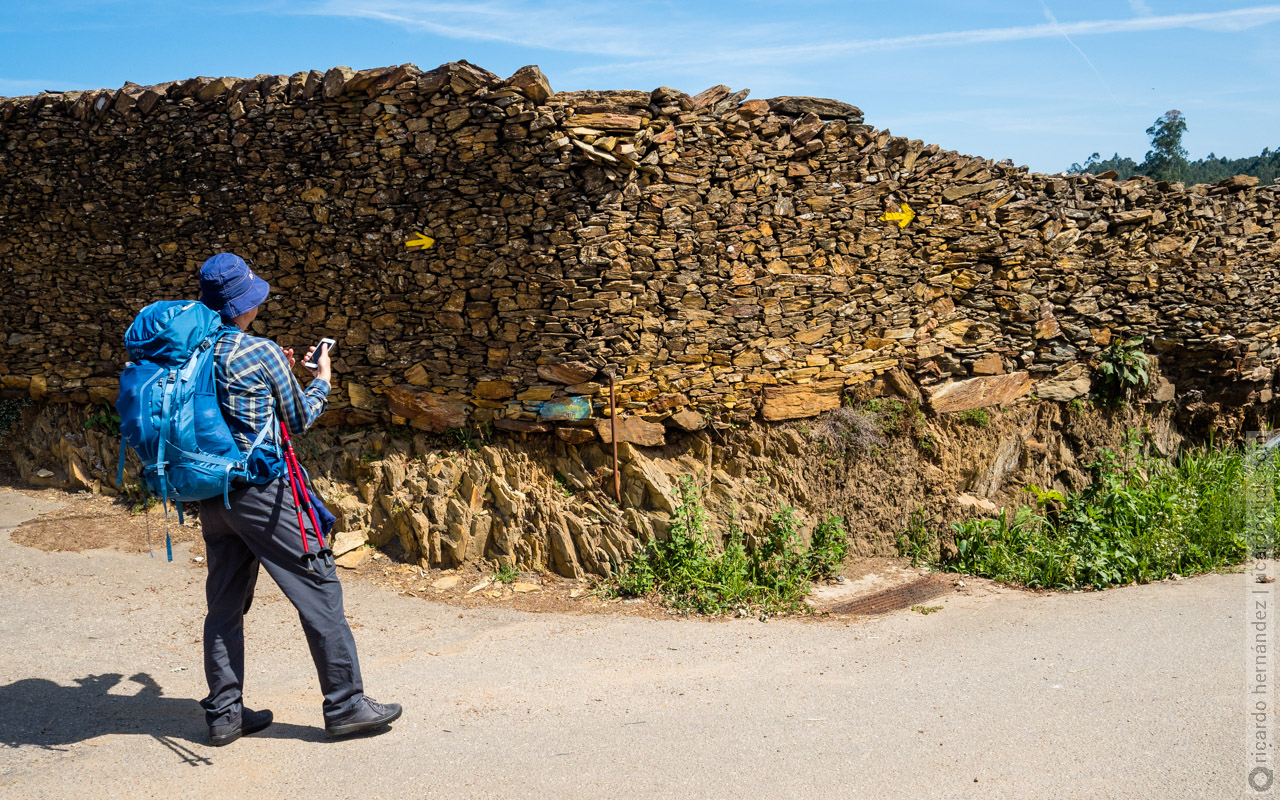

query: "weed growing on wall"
left=1094, top=337, right=1151, bottom=404
left=609, top=477, right=850, bottom=615
left=0, top=398, right=29, bottom=446
left=809, top=406, right=884, bottom=456
left=83, top=403, right=121, bottom=435
left=825, top=398, right=933, bottom=455
left=917, top=432, right=938, bottom=456
left=864, top=398, right=919, bottom=437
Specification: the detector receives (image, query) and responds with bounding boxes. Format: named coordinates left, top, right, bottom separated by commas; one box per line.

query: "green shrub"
left=614, top=550, right=655, bottom=595
left=957, top=408, right=990, bottom=427
left=935, top=438, right=1263, bottom=589
left=610, top=478, right=849, bottom=615
left=950, top=506, right=1071, bottom=588
left=807, top=514, right=849, bottom=579
left=748, top=506, right=812, bottom=602
left=896, top=508, right=939, bottom=565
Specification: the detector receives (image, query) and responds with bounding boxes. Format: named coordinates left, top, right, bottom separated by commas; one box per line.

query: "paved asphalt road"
left=0, top=488, right=1255, bottom=799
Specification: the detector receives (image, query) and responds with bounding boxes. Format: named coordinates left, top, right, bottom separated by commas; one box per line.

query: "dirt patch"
left=9, top=492, right=205, bottom=557
left=350, top=556, right=703, bottom=620
left=3, top=485, right=673, bottom=617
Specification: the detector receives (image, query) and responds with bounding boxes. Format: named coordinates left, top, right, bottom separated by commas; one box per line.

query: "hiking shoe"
left=209, top=707, right=273, bottom=747
left=325, top=697, right=402, bottom=738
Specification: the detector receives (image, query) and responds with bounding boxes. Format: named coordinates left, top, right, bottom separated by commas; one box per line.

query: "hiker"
left=195, top=252, right=401, bottom=745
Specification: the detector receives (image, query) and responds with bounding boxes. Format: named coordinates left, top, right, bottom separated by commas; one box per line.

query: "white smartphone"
left=304, top=338, right=337, bottom=369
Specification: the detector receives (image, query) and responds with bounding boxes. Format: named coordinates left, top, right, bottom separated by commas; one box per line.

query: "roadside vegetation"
left=899, top=435, right=1273, bottom=590
left=608, top=476, right=848, bottom=616
left=494, top=562, right=519, bottom=584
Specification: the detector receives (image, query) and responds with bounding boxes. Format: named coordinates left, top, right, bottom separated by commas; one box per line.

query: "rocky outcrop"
left=9, top=397, right=1209, bottom=576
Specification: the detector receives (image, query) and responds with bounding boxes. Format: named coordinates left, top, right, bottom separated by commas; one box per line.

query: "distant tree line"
left=1069, top=110, right=1278, bottom=185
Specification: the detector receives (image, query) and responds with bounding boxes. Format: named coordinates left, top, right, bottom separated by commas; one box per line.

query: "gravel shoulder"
left=0, top=487, right=1247, bottom=799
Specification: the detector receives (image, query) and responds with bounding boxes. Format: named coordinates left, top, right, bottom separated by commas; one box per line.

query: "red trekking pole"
left=279, top=419, right=333, bottom=571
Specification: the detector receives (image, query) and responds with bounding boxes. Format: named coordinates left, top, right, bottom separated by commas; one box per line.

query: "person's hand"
left=303, top=343, right=332, bottom=384
left=282, top=348, right=296, bottom=368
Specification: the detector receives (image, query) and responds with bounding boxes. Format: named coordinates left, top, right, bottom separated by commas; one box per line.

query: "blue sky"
left=2, top=1, right=1277, bottom=172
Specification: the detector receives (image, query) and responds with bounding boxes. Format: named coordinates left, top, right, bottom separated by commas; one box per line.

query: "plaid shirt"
left=214, top=331, right=330, bottom=451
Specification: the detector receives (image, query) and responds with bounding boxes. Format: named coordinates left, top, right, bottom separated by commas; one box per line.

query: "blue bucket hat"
left=198, top=253, right=270, bottom=321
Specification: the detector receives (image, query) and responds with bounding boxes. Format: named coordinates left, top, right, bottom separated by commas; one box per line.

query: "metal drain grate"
left=828, top=575, right=952, bottom=616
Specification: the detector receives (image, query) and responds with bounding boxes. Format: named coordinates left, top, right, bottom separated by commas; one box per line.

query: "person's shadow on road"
left=0, top=672, right=322, bottom=764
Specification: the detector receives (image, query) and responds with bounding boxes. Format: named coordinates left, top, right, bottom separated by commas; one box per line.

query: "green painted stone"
left=539, top=397, right=592, bottom=422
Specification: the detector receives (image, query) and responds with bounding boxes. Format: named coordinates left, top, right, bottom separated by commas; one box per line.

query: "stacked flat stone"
left=1, top=61, right=1277, bottom=444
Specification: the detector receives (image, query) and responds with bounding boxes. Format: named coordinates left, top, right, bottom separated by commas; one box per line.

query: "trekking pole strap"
left=280, top=420, right=327, bottom=550
left=288, top=446, right=326, bottom=549
left=279, top=420, right=313, bottom=556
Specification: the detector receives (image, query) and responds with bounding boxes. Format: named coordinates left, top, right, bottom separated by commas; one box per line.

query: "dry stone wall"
left=3, top=61, right=1280, bottom=443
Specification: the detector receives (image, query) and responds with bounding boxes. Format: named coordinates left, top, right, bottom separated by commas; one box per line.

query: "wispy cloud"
left=569, top=4, right=1280, bottom=75
left=1041, top=3, right=1120, bottom=104
left=301, top=0, right=673, bottom=57
left=293, top=0, right=1280, bottom=87
left=301, top=1, right=1280, bottom=67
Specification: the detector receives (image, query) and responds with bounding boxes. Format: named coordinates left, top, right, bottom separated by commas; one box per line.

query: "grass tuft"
left=494, top=563, right=519, bottom=584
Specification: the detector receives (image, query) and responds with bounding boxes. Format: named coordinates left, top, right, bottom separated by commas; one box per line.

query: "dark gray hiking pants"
left=198, top=478, right=364, bottom=727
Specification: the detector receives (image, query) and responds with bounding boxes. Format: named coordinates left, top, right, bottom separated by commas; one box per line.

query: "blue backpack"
left=115, top=301, right=280, bottom=558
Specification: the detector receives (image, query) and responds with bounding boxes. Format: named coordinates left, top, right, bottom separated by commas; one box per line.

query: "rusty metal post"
left=609, top=370, right=621, bottom=504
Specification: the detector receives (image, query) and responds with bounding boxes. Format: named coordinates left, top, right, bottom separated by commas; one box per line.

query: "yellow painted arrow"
left=879, top=202, right=916, bottom=229
left=405, top=232, right=436, bottom=250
